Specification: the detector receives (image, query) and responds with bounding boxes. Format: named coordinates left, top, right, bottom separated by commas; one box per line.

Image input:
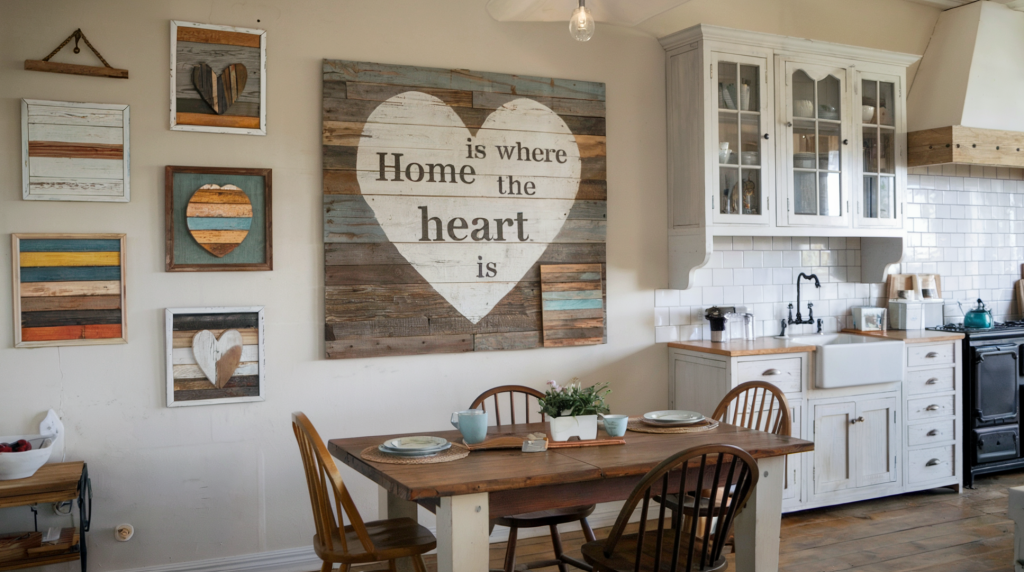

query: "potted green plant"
left=538, top=378, right=611, bottom=441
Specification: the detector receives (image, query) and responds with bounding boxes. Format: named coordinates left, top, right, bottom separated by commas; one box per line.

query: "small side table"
left=0, top=462, right=91, bottom=572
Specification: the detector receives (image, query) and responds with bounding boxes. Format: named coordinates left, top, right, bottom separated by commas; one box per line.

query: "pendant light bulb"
left=569, top=0, right=595, bottom=42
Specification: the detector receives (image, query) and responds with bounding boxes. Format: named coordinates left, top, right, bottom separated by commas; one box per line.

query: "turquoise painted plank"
left=20, top=239, right=120, bottom=253
left=324, top=195, right=388, bottom=243
left=543, top=299, right=604, bottom=311
left=323, top=59, right=606, bottom=101
left=186, top=217, right=254, bottom=231
left=20, top=266, right=121, bottom=283
left=542, top=290, right=602, bottom=301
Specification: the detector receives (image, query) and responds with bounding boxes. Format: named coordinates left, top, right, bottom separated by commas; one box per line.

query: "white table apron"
left=380, top=454, right=786, bottom=572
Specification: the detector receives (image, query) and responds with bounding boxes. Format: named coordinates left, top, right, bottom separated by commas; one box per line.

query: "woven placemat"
left=627, top=417, right=719, bottom=434
left=360, top=444, right=470, bottom=465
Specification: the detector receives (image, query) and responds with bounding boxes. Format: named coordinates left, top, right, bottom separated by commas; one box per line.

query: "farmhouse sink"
left=789, top=334, right=904, bottom=388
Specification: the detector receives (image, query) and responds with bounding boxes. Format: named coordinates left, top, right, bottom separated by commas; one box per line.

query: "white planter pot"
left=549, top=415, right=598, bottom=442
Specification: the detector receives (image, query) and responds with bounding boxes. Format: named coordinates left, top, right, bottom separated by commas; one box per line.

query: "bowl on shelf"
left=718, top=150, right=733, bottom=164
left=0, top=435, right=53, bottom=480
left=862, top=105, right=876, bottom=123
left=794, top=99, right=814, bottom=117
left=819, top=104, right=839, bottom=120
left=741, top=151, right=759, bottom=165
left=794, top=152, right=816, bottom=169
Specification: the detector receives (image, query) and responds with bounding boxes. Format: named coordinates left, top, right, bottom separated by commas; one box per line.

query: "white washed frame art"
left=169, top=20, right=267, bottom=136
left=165, top=306, right=266, bottom=407
left=21, top=99, right=131, bottom=202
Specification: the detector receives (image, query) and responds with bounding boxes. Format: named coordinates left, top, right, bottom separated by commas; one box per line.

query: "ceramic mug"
left=603, top=415, right=628, bottom=437
left=451, top=409, right=488, bottom=444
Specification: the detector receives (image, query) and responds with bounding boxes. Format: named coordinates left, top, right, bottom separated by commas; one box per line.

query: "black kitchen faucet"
left=788, top=272, right=821, bottom=325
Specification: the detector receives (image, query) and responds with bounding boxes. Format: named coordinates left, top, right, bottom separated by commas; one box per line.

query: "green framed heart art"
left=322, top=60, right=607, bottom=359
left=165, top=166, right=272, bottom=271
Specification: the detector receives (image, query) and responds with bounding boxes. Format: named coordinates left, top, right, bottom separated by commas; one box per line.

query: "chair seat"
left=581, top=530, right=726, bottom=572
left=314, top=517, right=436, bottom=564
left=493, top=503, right=596, bottom=528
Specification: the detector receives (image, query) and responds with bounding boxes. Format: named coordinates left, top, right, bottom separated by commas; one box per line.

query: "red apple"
left=12, top=440, right=31, bottom=452
left=0, top=443, right=12, bottom=453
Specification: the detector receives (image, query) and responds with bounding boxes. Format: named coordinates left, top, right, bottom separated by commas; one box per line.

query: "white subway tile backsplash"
left=655, top=289, right=680, bottom=307
left=743, top=251, right=764, bottom=268
left=722, top=250, right=744, bottom=268
left=753, top=237, right=774, bottom=251
left=655, top=307, right=670, bottom=327
left=733, top=268, right=754, bottom=286
left=763, top=251, right=783, bottom=268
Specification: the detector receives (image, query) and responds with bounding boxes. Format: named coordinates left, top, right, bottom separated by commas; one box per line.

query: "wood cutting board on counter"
left=886, top=274, right=942, bottom=299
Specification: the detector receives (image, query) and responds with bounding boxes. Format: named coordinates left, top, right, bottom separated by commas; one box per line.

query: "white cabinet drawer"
left=736, top=357, right=802, bottom=393
left=907, top=419, right=956, bottom=447
left=907, top=394, right=955, bottom=421
left=907, top=342, right=955, bottom=368
left=908, top=445, right=955, bottom=484
left=906, top=367, right=955, bottom=396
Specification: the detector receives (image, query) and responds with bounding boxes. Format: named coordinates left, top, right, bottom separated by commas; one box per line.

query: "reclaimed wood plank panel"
left=28, top=157, right=123, bottom=180
left=429, top=313, right=540, bottom=335
left=325, top=283, right=540, bottom=322
left=185, top=202, right=254, bottom=217
left=541, top=263, right=603, bottom=348
left=172, top=312, right=260, bottom=331
left=19, top=252, right=119, bottom=267
left=24, top=60, right=128, bottom=79
left=346, top=81, right=474, bottom=107
left=326, top=317, right=430, bottom=340
left=173, top=361, right=259, bottom=380
left=176, top=27, right=261, bottom=48
left=20, top=281, right=120, bottom=297
left=325, top=264, right=426, bottom=285
left=19, top=295, right=120, bottom=312
left=27, top=105, right=123, bottom=127
left=173, top=374, right=260, bottom=391
left=474, top=330, right=542, bottom=351
left=21, top=309, right=121, bottom=328
left=577, top=180, right=607, bottom=201
left=28, top=141, right=123, bottom=160
left=326, top=333, right=473, bottom=359
left=172, top=345, right=259, bottom=365
left=172, top=328, right=258, bottom=348
left=20, top=266, right=121, bottom=283
left=175, top=113, right=260, bottom=129
left=322, top=121, right=367, bottom=147
left=322, top=105, right=605, bottom=136
left=322, top=169, right=361, bottom=194
left=472, top=91, right=607, bottom=117
left=28, top=178, right=124, bottom=197
left=175, top=41, right=261, bottom=106
left=175, top=98, right=260, bottom=117
left=19, top=239, right=121, bottom=252
left=173, top=385, right=260, bottom=401
left=542, top=299, right=603, bottom=311
left=21, top=324, right=121, bottom=342
left=28, top=124, right=122, bottom=145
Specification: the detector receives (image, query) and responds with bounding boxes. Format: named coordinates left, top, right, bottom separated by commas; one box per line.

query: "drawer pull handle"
left=927, top=429, right=939, bottom=437
left=925, top=404, right=941, bottom=411
left=926, top=352, right=940, bottom=358
left=926, top=458, right=940, bottom=467
left=850, top=416, right=865, bottom=425
left=762, top=368, right=782, bottom=376
left=925, top=378, right=938, bottom=385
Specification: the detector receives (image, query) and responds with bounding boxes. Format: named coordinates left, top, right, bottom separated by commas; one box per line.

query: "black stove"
left=927, top=322, right=1024, bottom=486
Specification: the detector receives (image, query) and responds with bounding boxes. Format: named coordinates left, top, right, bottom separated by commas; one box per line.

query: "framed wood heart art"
left=165, top=166, right=272, bottom=271
left=165, top=306, right=265, bottom=407
left=169, top=21, right=266, bottom=135
left=322, top=59, right=606, bottom=359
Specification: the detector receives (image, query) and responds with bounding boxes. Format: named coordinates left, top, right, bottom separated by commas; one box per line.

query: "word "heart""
left=356, top=92, right=581, bottom=323
left=191, top=63, right=247, bottom=115
left=186, top=184, right=253, bottom=257
left=192, top=329, right=243, bottom=388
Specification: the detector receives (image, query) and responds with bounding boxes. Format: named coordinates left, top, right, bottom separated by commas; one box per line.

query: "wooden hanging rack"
left=24, top=28, right=128, bottom=79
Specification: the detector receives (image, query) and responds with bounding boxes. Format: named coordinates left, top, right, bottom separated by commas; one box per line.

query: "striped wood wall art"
left=170, top=21, right=266, bottom=135
left=12, top=234, right=127, bottom=348
left=22, top=99, right=130, bottom=202
left=540, top=264, right=604, bottom=347
left=165, top=307, right=265, bottom=406
left=185, top=184, right=253, bottom=256
left=322, top=60, right=606, bottom=359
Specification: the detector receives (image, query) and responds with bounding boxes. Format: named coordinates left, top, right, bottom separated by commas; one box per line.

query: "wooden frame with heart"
left=322, top=59, right=607, bottom=359
left=169, top=20, right=266, bottom=135
left=165, top=306, right=265, bottom=407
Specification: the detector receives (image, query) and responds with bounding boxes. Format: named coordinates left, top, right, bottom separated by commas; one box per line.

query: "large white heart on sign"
left=357, top=92, right=581, bottom=323
left=191, top=329, right=244, bottom=388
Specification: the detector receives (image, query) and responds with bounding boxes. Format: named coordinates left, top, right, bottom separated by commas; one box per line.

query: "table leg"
left=436, top=492, right=489, bottom=572
left=378, top=488, right=419, bottom=572
left=733, top=455, right=784, bottom=572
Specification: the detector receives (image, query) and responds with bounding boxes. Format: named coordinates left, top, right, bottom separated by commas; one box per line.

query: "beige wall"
left=0, top=1, right=937, bottom=570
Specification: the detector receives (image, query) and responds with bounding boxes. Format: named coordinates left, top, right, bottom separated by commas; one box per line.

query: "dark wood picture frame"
left=165, top=166, right=273, bottom=272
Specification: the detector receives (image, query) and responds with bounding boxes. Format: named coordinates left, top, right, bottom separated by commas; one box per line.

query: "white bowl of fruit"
left=0, top=435, right=54, bottom=480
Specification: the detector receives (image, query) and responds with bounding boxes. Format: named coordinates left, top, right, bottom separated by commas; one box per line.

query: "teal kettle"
left=963, top=299, right=993, bottom=329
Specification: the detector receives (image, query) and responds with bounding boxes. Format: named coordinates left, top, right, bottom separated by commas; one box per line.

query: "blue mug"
left=451, top=409, right=488, bottom=444
left=603, top=415, right=628, bottom=437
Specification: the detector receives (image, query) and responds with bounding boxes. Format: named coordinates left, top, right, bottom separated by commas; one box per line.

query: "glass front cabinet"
left=664, top=25, right=913, bottom=236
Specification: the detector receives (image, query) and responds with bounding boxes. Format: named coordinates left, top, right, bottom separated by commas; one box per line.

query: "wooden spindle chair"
left=581, top=444, right=759, bottom=572
left=660, top=381, right=791, bottom=548
left=469, top=385, right=597, bottom=572
left=292, top=412, right=435, bottom=572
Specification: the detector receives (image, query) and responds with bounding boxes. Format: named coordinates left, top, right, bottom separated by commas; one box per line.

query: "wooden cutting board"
left=461, top=432, right=625, bottom=451
left=1016, top=280, right=1024, bottom=315
left=886, top=274, right=943, bottom=299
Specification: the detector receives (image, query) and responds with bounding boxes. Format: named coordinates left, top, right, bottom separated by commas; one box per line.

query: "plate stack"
left=377, top=436, right=451, bottom=458
left=641, top=410, right=706, bottom=428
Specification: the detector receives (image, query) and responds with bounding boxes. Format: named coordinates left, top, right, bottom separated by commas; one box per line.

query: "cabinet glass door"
left=782, top=61, right=849, bottom=227
left=712, top=53, right=771, bottom=225
left=857, top=73, right=902, bottom=228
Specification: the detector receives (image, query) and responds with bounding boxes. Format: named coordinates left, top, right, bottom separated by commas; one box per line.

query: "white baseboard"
left=111, top=501, right=640, bottom=572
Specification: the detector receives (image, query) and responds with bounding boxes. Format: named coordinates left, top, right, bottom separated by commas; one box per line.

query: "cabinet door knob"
left=925, top=352, right=939, bottom=358
left=925, top=378, right=938, bottom=385
left=842, top=139, right=849, bottom=145
left=927, top=429, right=939, bottom=437
left=925, top=404, right=940, bottom=411
left=850, top=416, right=865, bottom=424
left=762, top=368, right=782, bottom=376
left=763, top=133, right=770, bottom=140
left=925, top=458, right=940, bottom=467
left=786, top=121, right=793, bottom=128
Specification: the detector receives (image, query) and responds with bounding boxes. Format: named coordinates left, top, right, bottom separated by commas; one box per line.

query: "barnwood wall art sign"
left=165, top=166, right=272, bottom=271
left=322, top=60, right=607, bottom=359
left=24, top=28, right=129, bottom=79
left=170, top=21, right=266, bottom=135
left=165, top=307, right=265, bottom=406
left=22, top=99, right=131, bottom=202
left=11, top=234, right=127, bottom=348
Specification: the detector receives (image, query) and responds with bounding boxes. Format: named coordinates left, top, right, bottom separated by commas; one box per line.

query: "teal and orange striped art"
left=540, top=264, right=605, bottom=348
left=13, top=234, right=127, bottom=347
left=185, top=184, right=253, bottom=257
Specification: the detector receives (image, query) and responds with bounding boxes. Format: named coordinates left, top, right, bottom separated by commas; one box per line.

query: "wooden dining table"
left=328, top=421, right=813, bottom=572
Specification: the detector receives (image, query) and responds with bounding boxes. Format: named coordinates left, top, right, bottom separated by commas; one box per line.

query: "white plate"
left=378, top=442, right=452, bottom=457
left=643, top=410, right=706, bottom=424
left=382, top=436, right=448, bottom=451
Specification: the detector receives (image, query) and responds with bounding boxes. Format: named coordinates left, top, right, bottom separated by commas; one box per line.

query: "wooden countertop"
left=667, top=337, right=818, bottom=357
left=841, top=329, right=965, bottom=343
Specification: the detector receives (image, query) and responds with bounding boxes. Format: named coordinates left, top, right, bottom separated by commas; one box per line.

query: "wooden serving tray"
left=462, top=433, right=625, bottom=451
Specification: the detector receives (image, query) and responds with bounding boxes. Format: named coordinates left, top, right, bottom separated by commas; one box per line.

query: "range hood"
left=908, top=1, right=1024, bottom=168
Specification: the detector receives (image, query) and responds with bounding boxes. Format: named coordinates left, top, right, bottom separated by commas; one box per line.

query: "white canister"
left=921, top=300, right=945, bottom=328
left=888, top=300, right=923, bottom=330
